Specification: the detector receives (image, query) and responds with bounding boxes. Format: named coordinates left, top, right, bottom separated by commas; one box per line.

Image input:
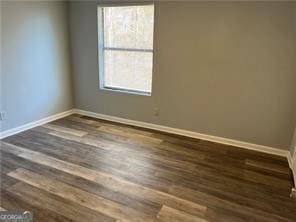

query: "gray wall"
left=291, top=129, right=296, bottom=156
left=0, top=1, right=73, bottom=132
left=69, top=1, right=296, bottom=149
left=291, top=4, right=296, bottom=156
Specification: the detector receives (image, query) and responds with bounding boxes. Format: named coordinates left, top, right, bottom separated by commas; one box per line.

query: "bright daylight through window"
left=98, top=4, right=154, bottom=95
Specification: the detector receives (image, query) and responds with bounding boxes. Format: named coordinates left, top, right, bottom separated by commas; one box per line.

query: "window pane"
left=103, top=5, right=154, bottom=49
left=104, top=50, right=153, bottom=93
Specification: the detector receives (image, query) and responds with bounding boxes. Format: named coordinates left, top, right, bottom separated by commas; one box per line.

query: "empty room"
left=0, top=0, right=296, bottom=221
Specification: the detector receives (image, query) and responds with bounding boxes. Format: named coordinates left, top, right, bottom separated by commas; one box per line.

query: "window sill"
left=100, top=87, right=151, bottom=96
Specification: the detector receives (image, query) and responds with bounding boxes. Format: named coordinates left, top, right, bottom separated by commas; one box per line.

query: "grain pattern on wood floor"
left=1, top=114, right=295, bottom=222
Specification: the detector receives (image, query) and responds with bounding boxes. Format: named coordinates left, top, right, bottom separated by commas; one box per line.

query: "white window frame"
left=97, top=3, right=155, bottom=96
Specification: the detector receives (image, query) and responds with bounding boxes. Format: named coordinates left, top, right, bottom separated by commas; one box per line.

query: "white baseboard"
left=74, top=109, right=289, bottom=158
left=1, top=108, right=289, bottom=158
left=0, top=109, right=75, bottom=139
left=0, top=108, right=290, bottom=158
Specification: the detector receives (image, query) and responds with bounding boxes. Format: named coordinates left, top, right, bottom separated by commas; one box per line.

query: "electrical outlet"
left=153, top=108, right=160, bottom=116
left=0, top=111, right=6, bottom=121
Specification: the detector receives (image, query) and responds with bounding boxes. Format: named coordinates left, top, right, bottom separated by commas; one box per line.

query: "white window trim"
left=97, top=3, right=155, bottom=96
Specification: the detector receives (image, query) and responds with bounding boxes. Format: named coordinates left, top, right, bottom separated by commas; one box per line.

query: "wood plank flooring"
left=1, top=114, right=295, bottom=221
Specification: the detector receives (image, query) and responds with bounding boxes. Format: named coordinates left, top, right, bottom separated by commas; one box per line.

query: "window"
left=98, top=4, right=154, bottom=95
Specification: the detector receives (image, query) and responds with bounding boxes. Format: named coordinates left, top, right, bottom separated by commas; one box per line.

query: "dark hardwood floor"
left=1, top=114, right=295, bottom=221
